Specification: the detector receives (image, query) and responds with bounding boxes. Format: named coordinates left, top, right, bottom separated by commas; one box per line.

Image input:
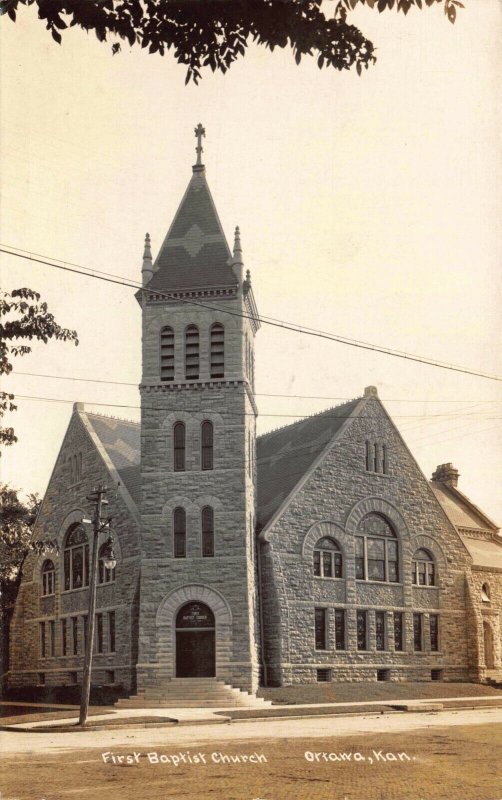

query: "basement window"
left=316, top=669, right=332, bottom=683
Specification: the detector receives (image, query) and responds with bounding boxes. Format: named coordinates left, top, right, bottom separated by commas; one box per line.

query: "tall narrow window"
left=430, top=614, right=439, bottom=652
left=108, top=610, right=116, bottom=653
left=185, top=325, right=199, bottom=379
left=72, top=617, right=78, bottom=655
left=382, top=444, right=388, bottom=474
left=373, top=443, right=378, bottom=472
left=173, top=507, right=186, bottom=558
left=413, top=613, right=423, bottom=651
left=314, top=608, right=327, bottom=650
left=63, top=525, right=89, bottom=591
left=62, top=619, right=68, bottom=656
left=96, top=613, right=104, bottom=654
left=356, top=610, right=368, bottom=650
left=375, top=611, right=386, bottom=651
left=83, top=615, right=88, bottom=653
left=50, top=620, right=56, bottom=656
left=393, top=612, right=404, bottom=652
left=355, top=514, right=399, bottom=583
left=335, top=609, right=345, bottom=650
left=202, top=506, right=214, bottom=557
left=41, top=560, right=55, bottom=596
left=160, top=326, right=175, bottom=381
left=173, top=422, right=186, bottom=472
left=210, top=323, right=225, bottom=378
left=201, top=420, right=214, bottom=470
left=40, top=622, right=46, bottom=657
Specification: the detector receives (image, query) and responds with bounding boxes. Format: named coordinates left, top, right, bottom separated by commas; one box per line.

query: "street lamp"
left=78, top=485, right=114, bottom=726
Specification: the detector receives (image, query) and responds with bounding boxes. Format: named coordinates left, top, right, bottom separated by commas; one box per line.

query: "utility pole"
left=79, top=485, right=109, bottom=726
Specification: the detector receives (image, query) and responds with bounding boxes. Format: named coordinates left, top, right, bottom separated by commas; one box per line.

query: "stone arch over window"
left=63, top=523, right=89, bottom=591
left=302, top=521, right=348, bottom=561
left=155, top=584, right=233, bottom=681
left=412, top=547, right=436, bottom=586
left=345, top=497, right=409, bottom=540
left=481, top=583, right=491, bottom=603
left=41, top=559, right=55, bottom=596
left=185, top=324, right=200, bottom=379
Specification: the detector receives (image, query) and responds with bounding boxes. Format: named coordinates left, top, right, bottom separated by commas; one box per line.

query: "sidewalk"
left=3, top=692, right=502, bottom=731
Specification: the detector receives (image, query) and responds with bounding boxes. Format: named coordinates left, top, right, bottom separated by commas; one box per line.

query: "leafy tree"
left=1, top=0, right=465, bottom=84
left=0, top=288, right=78, bottom=450
left=0, top=484, right=43, bottom=592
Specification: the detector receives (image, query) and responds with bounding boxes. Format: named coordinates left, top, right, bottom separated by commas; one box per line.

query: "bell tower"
left=136, top=126, right=260, bottom=694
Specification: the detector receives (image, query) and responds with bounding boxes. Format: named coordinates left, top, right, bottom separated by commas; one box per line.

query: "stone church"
left=7, top=130, right=502, bottom=704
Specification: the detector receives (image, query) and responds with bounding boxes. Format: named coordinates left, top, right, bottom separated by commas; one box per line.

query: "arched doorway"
left=483, top=621, right=495, bottom=669
left=175, top=601, right=215, bottom=678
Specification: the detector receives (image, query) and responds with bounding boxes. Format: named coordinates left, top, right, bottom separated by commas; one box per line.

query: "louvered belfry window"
left=185, top=325, right=199, bottom=379
left=173, top=422, right=186, bottom=471
left=201, top=420, right=214, bottom=470
left=210, top=323, right=225, bottom=379
left=160, top=326, right=175, bottom=381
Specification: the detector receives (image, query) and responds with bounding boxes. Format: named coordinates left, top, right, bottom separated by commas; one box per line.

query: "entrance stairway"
left=116, top=678, right=273, bottom=709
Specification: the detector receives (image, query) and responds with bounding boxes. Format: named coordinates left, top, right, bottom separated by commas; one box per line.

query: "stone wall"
left=466, top=558, right=502, bottom=681
left=137, top=289, right=260, bottom=692
left=260, top=395, right=473, bottom=685
left=7, top=409, right=141, bottom=692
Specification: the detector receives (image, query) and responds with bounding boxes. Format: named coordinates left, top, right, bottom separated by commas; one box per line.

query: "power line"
left=11, top=369, right=502, bottom=404
left=12, top=394, right=502, bottom=421
left=2, top=244, right=501, bottom=383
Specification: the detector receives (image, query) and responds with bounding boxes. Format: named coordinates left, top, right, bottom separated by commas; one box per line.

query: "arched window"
left=173, top=422, right=186, bottom=471
left=412, top=548, right=435, bottom=586
left=313, top=538, right=342, bottom=578
left=202, top=506, right=214, bottom=557
left=41, top=560, right=55, bottom=596
left=185, top=325, right=199, bottom=379
left=98, top=542, right=116, bottom=584
left=355, top=514, right=399, bottom=583
left=63, top=525, right=89, bottom=591
left=201, top=420, right=214, bottom=470
left=210, top=323, right=225, bottom=379
left=160, top=326, right=175, bottom=381
left=481, top=583, right=491, bottom=603
left=173, top=507, right=186, bottom=558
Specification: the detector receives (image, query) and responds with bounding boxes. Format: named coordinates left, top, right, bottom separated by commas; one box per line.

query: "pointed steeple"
left=145, top=125, right=237, bottom=293
left=141, top=232, right=153, bottom=285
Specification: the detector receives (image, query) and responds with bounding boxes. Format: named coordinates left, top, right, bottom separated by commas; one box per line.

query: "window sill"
left=355, top=579, right=402, bottom=587
left=314, top=576, right=344, bottom=582
left=364, top=471, right=393, bottom=478
left=40, top=593, right=55, bottom=599
left=61, top=586, right=90, bottom=595
left=412, top=584, right=438, bottom=589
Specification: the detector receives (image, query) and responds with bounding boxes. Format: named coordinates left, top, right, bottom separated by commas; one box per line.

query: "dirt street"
left=1, top=710, right=501, bottom=800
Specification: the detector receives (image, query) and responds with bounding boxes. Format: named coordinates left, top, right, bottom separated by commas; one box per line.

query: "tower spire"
left=141, top=232, right=153, bottom=285
left=193, top=123, right=206, bottom=172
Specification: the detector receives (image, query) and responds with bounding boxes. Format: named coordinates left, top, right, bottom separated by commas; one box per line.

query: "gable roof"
left=146, top=167, right=237, bottom=292
left=84, top=412, right=141, bottom=508
left=256, top=398, right=361, bottom=531
left=430, top=481, right=499, bottom=533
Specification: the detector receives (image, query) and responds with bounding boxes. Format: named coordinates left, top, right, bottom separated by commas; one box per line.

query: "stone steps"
left=117, top=678, right=272, bottom=709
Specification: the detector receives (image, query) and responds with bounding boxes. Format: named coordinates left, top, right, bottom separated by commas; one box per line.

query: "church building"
left=7, top=128, right=502, bottom=705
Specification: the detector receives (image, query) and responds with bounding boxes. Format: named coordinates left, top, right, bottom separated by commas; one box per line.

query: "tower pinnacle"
left=141, top=232, right=153, bottom=285
left=194, top=123, right=206, bottom=171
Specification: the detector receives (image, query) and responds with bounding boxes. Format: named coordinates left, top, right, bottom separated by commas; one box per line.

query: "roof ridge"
left=85, top=411, right=140, bottom=426
left=256, top=397, right=361, bottom=442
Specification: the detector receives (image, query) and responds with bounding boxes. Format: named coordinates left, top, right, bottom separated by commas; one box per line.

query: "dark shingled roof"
left=146, top=170, right=237, bottom=292
left=256, top=399, right=361, bottom=530
left=86, top=413, right=141, bottom=507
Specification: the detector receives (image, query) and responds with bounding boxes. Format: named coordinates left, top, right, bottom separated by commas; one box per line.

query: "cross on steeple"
left=194, top=123, right=205, bottom=167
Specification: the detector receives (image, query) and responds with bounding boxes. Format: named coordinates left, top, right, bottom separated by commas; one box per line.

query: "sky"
left=1, top=1, right=501, bottom=523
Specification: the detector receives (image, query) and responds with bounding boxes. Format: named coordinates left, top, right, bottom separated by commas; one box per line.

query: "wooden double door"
left=175, top=601, right=216, bottom=678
